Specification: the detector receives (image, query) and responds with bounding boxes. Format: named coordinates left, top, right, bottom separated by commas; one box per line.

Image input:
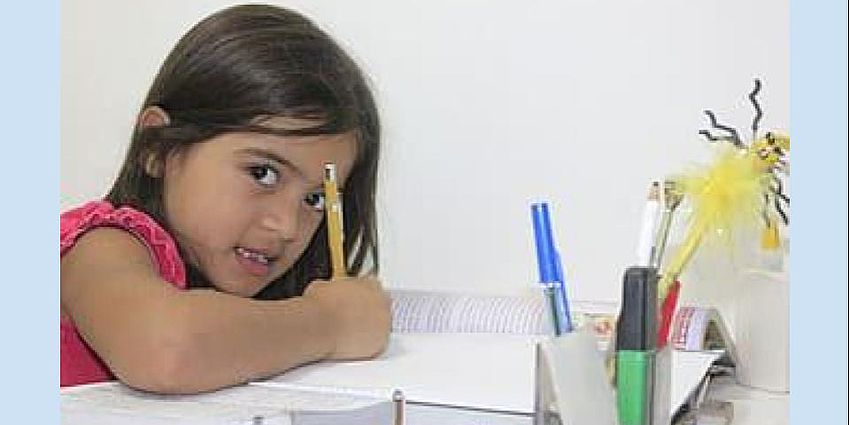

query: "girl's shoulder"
left=60, top=200, right=186, bottom=287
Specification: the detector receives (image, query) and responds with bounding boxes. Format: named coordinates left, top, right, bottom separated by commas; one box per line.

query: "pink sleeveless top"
left=60, top=201, right=187, bottom=387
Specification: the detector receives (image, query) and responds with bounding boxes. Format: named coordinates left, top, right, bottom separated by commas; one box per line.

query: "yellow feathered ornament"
left=658, top=79, right=790, bottom=297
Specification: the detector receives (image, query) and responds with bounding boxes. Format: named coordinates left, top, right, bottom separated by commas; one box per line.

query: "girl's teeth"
left=236, top=247, right=270, bottom=264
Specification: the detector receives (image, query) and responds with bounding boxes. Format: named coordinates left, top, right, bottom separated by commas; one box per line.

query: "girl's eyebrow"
left=236, top=147, right=302, bottom=176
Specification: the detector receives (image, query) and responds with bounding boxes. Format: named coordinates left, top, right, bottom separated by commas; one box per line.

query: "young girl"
left=60, top=4, right=390, bottom=394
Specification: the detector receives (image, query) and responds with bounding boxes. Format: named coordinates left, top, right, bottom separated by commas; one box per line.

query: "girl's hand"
left=302, top=276, right=391, bottom=360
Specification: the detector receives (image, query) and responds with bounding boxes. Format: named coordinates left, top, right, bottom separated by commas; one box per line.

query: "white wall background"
left=62, top=1, right=789, bottom=305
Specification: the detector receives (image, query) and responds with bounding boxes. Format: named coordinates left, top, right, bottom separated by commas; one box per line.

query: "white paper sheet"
left=264, top=332, right=540, bottom=415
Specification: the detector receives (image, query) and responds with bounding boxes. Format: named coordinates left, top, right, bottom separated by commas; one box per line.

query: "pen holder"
left=534, top=329, right=617, bottom=425
left=734, top=269, right=789, bottom=392
left=652, top=345, right=672, bottom=425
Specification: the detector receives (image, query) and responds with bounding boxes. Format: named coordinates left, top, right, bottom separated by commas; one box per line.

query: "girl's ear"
left=138, top=105, right=170, bottom=129
left=138, top=106, right=171, bottom=178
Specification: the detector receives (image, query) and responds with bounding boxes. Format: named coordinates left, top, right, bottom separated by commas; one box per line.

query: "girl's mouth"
left=234, top=247, right=275, bottom=277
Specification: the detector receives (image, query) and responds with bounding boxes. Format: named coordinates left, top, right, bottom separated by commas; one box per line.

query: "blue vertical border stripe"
left=790, top=0, right=848, bottom=424
left=0, top=0, right=60, bottom=422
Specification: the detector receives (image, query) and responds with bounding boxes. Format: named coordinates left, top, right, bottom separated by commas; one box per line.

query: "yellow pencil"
left=323, top=163, right=346, bottom=279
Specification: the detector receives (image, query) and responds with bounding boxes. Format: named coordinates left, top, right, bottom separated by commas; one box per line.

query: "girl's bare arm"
left=61, top=227, right=390, bottom=394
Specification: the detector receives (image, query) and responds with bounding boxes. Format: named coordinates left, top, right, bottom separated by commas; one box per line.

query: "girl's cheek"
left=307, top=214, right=324, bottom=234
left=295, top=217, right=323, bottom=248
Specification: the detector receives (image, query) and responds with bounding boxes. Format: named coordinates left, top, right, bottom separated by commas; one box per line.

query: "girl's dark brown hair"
left=105, top=4, right=380, bottom=299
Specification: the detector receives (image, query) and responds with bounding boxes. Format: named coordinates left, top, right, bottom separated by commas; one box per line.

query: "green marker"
left=615, top=267, right=658, bottom=425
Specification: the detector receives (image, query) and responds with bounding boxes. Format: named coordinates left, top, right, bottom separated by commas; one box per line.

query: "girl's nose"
left=258, top=199, right=301, bottom=242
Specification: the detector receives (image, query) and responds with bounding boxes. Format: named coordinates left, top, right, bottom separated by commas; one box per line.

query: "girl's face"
left=160, top=117, right=357, bottom=297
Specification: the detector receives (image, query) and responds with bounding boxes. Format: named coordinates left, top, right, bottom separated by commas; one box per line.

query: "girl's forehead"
left=253, top=115, right=326, bottom=131
left=248, top=115, right=359, bottom=158
left=243, top=130, right=357, bottom=158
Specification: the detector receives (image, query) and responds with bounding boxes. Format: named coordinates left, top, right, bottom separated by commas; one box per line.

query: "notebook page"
left=390, top=290, right=618, bottom=336
left=264, top=332, right=539, bottom=414
left=390, top=290, right=547, bottom=334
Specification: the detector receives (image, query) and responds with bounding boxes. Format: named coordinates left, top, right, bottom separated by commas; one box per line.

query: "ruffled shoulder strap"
left=60, top=201, right=187, bottom=288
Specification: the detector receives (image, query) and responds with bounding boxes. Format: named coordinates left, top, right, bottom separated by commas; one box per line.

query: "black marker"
left=616, top=266, right=658, bottom=425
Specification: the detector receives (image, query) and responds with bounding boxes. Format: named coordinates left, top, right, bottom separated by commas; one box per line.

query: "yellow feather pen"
left=658, top=146, right=773, bottom=298
left=658, top=79, right=790, bottom=299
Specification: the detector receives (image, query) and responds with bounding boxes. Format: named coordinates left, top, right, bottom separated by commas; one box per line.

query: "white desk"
left=61, top=333, right=789, bottom=425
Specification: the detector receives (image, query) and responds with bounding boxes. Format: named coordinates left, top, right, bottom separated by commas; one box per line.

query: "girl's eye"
left=303, top=192, right=326, bottom=212
left=248, top=165, right=280, bottom=187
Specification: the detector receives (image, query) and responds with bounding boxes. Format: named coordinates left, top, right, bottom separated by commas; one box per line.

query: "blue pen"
left=531, top=202, right=573, bottom=335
